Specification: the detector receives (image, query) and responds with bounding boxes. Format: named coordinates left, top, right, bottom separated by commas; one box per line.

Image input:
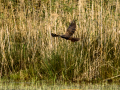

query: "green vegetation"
left=0, top=81, right=120, bottom=90
left=0, top=0, right=120, bottom=84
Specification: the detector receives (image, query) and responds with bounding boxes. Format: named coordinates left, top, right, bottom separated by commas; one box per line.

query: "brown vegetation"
left=0, top=0, right=120, bottom=83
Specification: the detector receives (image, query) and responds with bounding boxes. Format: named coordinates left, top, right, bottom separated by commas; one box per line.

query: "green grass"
left=0, top=80, right=120, bottom=90
left=0, top=0, right=120, bottom=83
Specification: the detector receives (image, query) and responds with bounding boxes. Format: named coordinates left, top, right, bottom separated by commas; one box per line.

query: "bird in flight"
left=51, top=20, right=80, bottom=42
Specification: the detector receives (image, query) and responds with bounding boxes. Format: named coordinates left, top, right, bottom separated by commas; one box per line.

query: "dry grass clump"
left=0, top=0, right=120, bottom=83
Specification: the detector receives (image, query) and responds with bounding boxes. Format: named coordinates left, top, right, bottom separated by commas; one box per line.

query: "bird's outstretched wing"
left=51, top=20, right=79, bottom=42
left=64, top=20, right=76, bottom=37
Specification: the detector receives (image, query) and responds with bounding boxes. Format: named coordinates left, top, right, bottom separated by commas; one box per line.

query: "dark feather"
left=51, top=20, right=79, bottom=42
left=51, top=33, right=60, bottom=37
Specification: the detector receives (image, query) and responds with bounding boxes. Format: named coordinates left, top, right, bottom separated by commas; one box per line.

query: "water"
left=0, top=81, right=120, bottom=90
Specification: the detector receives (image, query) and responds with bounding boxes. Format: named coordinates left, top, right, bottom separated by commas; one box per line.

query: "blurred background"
left=0, top=0, right=120, bottom=85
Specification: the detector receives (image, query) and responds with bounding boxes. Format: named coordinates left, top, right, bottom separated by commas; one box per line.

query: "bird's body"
left=51, top=20, right=80, bottom=42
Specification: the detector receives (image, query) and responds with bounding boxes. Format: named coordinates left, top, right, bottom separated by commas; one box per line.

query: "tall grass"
left=0, top=0, right=120, bottom=83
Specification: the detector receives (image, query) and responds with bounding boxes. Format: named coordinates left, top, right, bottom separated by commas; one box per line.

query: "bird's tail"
left=70, top=38, right=80, bottom=42
left=51, top=33, right=60, bottom=37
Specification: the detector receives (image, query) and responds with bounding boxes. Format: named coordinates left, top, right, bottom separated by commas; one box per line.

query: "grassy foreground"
left=0, top=0, right=120, bottom=83
left=0, top=80, right=120, bottom=90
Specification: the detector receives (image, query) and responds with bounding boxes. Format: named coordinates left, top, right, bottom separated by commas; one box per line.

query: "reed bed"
left=0, top=0, right=120, bottom=83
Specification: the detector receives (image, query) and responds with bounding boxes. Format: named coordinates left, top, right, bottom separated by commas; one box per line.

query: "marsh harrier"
left=51, top=20, right=79, bottom=42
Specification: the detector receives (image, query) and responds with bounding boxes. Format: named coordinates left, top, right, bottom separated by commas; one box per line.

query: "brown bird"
left=51, top=20, right=80, bottom=42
